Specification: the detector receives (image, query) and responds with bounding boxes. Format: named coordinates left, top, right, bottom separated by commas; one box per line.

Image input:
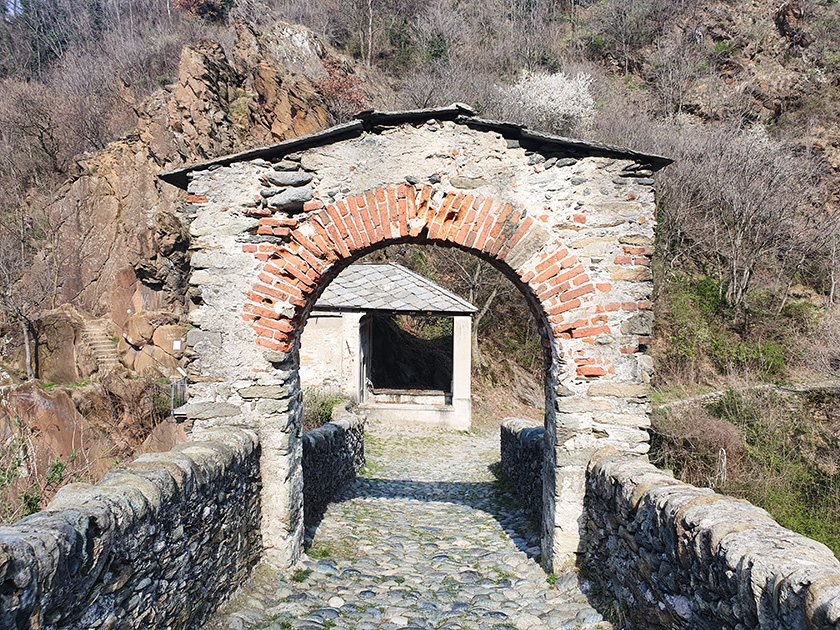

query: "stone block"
left=621, top=312, right=653, bottom=335
left=265, top=171, right=312, bottom=187
left=587, top=382, right=651, bottom=398
left=268, top=186, right=313, bottom=211
left=238, top=384, right=291, bottom=399
left=609, top=266, right=653, bottom=282
left=189, top=270, right=227, bottom=286
left=555, top=397, right=613, bottom=413
left=256, top=398, right=294, bottom=415
left=619, top=233, right=655, bottom=246
left=181, top=402, right=241, bottom=419
left=189, top=217, right=259, bottom=238
left=596, top=412, right=651, bottom=427
left=186, top=329, right=222, bottom=348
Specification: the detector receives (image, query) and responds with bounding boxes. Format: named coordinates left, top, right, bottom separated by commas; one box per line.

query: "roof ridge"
left=158, top=104, right=672, bottom=188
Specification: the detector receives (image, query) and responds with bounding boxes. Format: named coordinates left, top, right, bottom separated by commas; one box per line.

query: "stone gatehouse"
left=160, top=104, right=671, bottom=570
left=300, top=261, right=478, bottom=430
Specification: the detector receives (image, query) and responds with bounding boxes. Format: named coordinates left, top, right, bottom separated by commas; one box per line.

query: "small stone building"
left=300, top=262, right=476, bottom=429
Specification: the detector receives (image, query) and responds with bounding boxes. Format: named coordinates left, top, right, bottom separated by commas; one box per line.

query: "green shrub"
left=18, top=486, right=41, bottom=517
left=713, top=40, right=737, bottom=58
left=302, top=389, right=345, bottom=432
left=710, top=338, right=786, bottom=378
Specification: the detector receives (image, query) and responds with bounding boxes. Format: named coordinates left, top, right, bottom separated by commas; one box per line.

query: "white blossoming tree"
left=496, top=70, right=596, bottom=137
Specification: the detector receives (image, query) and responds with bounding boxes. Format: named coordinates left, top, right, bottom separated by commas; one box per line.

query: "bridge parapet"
left=0, top=427, right=261, bottom=630
left=500, top=417, right=545, bottom=517
left=302, top=405, right=365, bottom=529
left=583, top=450, right=840, bottom=629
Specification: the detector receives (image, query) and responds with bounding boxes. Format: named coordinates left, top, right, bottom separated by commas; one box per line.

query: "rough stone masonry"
left=160, top=104, right=671, bottom=571
left=501, top=412, right=840, bottom=629
left=0, top=427, right=261, bottom=630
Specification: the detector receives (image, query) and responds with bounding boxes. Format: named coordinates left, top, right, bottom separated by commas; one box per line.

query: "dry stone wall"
left=583, top=451, right=840, bottom=630
left=302, top=407, right=365, bottom=527
left=500, top=418, right=545, bottom=517
left=166, top=109, right=664, bottom=570
left=0, top=427, right=261, bottom=630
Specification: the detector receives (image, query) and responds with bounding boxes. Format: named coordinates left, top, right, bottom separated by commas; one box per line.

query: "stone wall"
left=583, top=451, right=840, bottom=630
left=303, top=406, right=365, bottom=527
left=500, top=418, right=545, bottom=517
left=0, top=427, right=261, bottom=630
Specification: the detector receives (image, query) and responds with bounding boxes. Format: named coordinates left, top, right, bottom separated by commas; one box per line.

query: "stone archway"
left=162, top=107, right=668, bottom=571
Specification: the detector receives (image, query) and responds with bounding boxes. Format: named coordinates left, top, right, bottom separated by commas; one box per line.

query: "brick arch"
left=237, top=183, right=647, bottom=572
left=241, top=184, right=602, bottom=360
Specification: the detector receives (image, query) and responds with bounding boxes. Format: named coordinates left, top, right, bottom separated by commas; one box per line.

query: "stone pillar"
left=341, top=312, right=364, bottom=403
left=451, top=315, right=472, bottom=430
left=257, top=351, right=305, bottom=568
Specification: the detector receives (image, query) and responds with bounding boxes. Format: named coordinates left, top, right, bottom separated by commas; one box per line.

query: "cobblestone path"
left=204, top=423, right=612, bottom=630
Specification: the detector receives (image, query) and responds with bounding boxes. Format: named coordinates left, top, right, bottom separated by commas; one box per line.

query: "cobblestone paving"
left=204, top=422, right=612, bottom=630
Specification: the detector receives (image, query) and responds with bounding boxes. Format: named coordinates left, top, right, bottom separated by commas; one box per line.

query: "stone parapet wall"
left=0, top=427, right=261, bottom=630
left=500, top=418, right=545, bottom=517
left=302, top=406, right=365, bottom=526
left=583, top=452, right=840, bottom=630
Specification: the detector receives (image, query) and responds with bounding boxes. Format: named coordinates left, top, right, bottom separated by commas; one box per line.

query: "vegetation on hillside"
left=653, top=388, right=840, bottom=556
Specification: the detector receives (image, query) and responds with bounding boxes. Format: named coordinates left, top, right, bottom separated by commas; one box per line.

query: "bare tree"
left=657, top=123, right=827, bottom=320
left=0, top=227, right=52, bottom=380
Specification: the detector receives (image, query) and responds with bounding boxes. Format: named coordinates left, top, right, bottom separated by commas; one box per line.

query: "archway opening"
left=294, top=239, right=555, bottom=422
left=294, top=240, right=555, bottom=568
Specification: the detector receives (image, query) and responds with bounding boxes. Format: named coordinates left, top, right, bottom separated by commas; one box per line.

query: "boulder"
left=0, top=384, right=85, bottom=463
left=125, top=312, right=155, bottom=347
left=137, top=419, right=188, bottom=455
left=133, top=345, right=181, bottom=378
left=117, top=338, right=139, bottom=371
left=35, top=313, right=80, bottom=385
left=152, top=325, right=189, bottom=358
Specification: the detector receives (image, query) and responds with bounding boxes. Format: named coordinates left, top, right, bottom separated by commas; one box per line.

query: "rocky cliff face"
left=6, top=20, right=357, bottom=385
left=42, top=21, right=338, bottom=334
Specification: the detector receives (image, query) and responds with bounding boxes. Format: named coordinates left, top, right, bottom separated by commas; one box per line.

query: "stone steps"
left=81, top=322, right=121, bottom=374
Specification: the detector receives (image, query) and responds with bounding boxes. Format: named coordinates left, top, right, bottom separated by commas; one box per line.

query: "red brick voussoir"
left=241, top=186, right=626, bottom=355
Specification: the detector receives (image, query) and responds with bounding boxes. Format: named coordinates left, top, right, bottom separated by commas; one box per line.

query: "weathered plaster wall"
left=299, top=313, right=346, bottom=390
left=0, top=427, right=261, bottom=630
left=177, top=117, right=659, bottom=569
left=584, top=451, right=840, bottom=630
left=302, top=406, right=365, bottom=528
left=500, top=417, right=546, bottom=518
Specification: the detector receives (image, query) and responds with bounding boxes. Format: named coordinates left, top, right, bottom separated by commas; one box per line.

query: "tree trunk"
left=21, top=320, right=34, bottom=380
left=830, top=235, right=837, bottom=306
left=472, top=287, right=499, bottom=369
left=366, top=0, right=373, bottom=67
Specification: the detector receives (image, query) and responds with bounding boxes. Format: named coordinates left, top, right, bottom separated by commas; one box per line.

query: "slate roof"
left=159, top=104, right=672, bottom=188
left=315, top=263, right=477, bottom=315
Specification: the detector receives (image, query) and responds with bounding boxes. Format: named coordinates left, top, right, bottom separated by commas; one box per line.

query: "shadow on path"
left=305, top=463, right=543, bottom=564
